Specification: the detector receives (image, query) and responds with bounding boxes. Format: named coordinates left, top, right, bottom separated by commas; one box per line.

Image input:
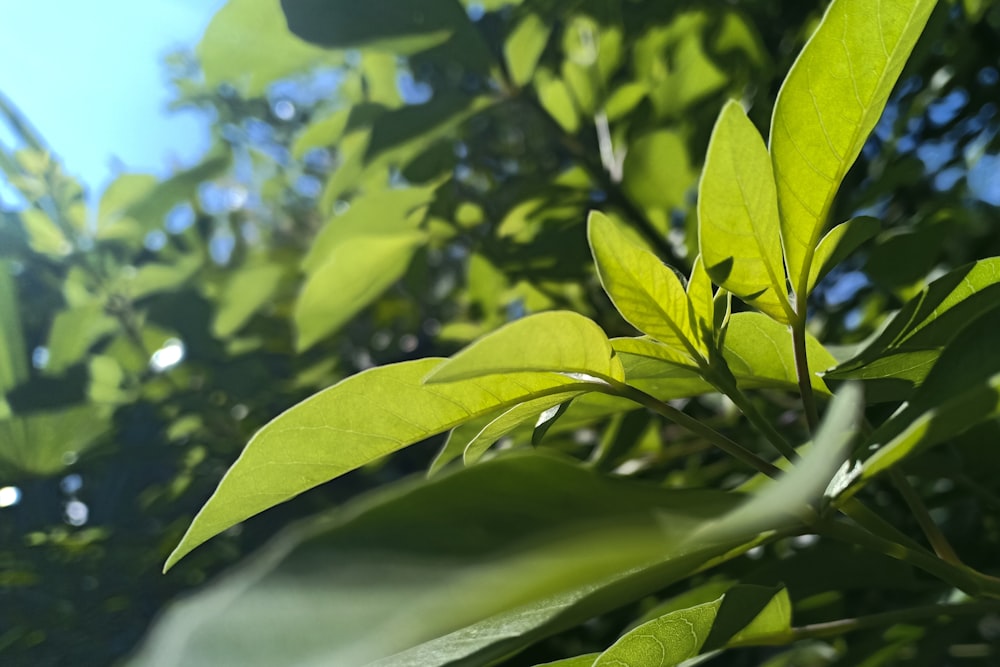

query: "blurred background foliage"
left=3, top=0, right=1000, bottom=664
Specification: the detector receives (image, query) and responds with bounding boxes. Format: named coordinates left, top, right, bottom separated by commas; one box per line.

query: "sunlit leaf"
left=303, top=185, right=436, bottom=273
left=129, top=254, right=203, bottom=300
left=295, top=233, right=425, bottom=351
left=0, top=405, right=110, bottom=479
left=534, top=655, right=601, bottom=666
left=45, top=303, right=119, bottom=374
left=622, top=130, right=696, bottom=232
left=464, top=392, right=587, bottom=464
left=699, top=100, right=791, bottom=323
left=687, top=255, right=715, bottom=346
left=213, top=263, right=287, bottom=338
left=152, top=454, right=759, bottom=666
left=165, top=361, right=602, bottom=569
left=425, top=311, right=625, bottom=384
left=291, top=108, right=351, bottom=160
left=505, top=14, right=551, bottom=87
left=536, top=69, right=580, bottom=133
left=588, top=211, right=700, bottom=359
left=770, top=0, right=936, bottom=293
left=807, top=216, right=880, bottom=293
left=123, top=156, right=229, bottom=231
left=21, top=209, right=71, bottom=256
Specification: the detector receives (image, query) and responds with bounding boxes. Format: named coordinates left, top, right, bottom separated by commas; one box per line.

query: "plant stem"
left=747, top=600, right=1000, bottom=645
left=888, top=467, right=964, bottom=566
left=820, top=518, right=1000, bottom=599
left=791, top=313, right=821, bottom=433
left=724, top=384, right=800, bottom=463
left=602, top=381, right=781, bottom=479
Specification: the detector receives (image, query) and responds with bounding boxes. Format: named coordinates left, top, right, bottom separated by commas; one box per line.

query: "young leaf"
left=533, top=655, right=601, bottom=667
left=593, top=598, right=723, bottom=666
left=464, top=392, right=587, bottom=464
left=770, top=0, right=936, bottom=294
left=148, top=455, right=758, bottom=667
left=424, top=311, right=625, bottom=384
left=807, top=216, right=880, bottom=292
left=294, top=233, right=425, bottom=352
left=164, top=360, right=595, bottom=570
left=699, top=100, right=792, bottom=323
left=588, top=211, right=701, bottom=358
left=687, top=254, right=716, bottom=347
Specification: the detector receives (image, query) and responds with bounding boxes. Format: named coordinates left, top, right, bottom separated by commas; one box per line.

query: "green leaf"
left=21, top=209, right=71, bottom=256
left=807, top=216, right=880, bottom=293
left=129, top=253, right=203, bottom=300
left=303, top=186, right=436, bottom=273
left=505, top=14, right=551, bottom=87
left=770, top=0, right=936, bottom=294
left=534, top=655, right=601, bottom=667
left=622, top=130, right=696, bottom=231
left=213, top=263, right=287, bottom=338
left=151, top=454, right=759, bottom=666
left=697, top=383, right=862, bottom=543
left=199, top=0, right=340, bottom=97
left=464, top=392, right=588, bottom=464
left=425, top=311, right=624, bottom=384
left=96, top=173, right=159, bottom=241
left=827, top=258, right=1000, bottom=401
left=291, top=108, right=351, bottom=160
left=123, top=156, right=229, bottom=230
left=0, top=262, right=28, bottom=395
left=44, top=303, right=119, bottom=374
left=589, top=211, right=701, bottom=359
left=699, top=101, right=792, bottom=323
left=594, top=598, right=723, bottom=666
left=856, top=307, right=1000, bottom=487
left=723, top=313, right=836, bottom=396
left=280, top=0, right=460, bottom=53
left=593, top=586, right=791, bottom=667
left=0, top=405, right=110, bottom=479
left=164, top=361, right=599, bottom=569
left=295, top=233, right=425, bottom=351
left=536, top=69, right=580, bottom=133
left=687, top=255, right=715, bottom=347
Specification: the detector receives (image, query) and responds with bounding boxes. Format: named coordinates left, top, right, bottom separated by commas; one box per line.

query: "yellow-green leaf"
left=505, top=13, right=551, bottom=87
left=770, top=0, right=936, bottom=294
left=700, top=101, right=792, bottom=323
left=425, top=311, right=625, bottom=384
left=588, top=211, right=700, bottom=359
left=164, top=361, right=597, bottom=571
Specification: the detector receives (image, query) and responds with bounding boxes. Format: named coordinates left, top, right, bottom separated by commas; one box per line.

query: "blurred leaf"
left=534, top=655, right=601, bottom=666
left=622, top=130, right=696, bottom=231
left=0, top=405, right=110, bottom=478
left=505, top=14, right=551, bottom=87
left=165, top=360, right=601, bottom=569
left=280, top=0, right=460, bottom=53
left=200, top=0, right=340, bottom=97
left=45, top=303, right=119, bottom=374
left=699, top=101, right=791, bottom=323
left=303, top=185, right=436, bottom=273
left=213, top=263, right=286, bottom=338
left=291, top=108, right=350, bottom=160
left=21, top=208, right=71, bottom=256
left=536, top=69, right=580, bottom=133
left=295, top=232, right=425, bottom=351
left=366, top=94, right=489, bottom=164
left=807, top=216, right=880, bottom=292
left=130, top=254, right=203, bottom=300
left=123, top=156, right=229, bottom=231
left=97, top=173, right=159, bottom=241
left=150, top=454, right=757, bottom=666
left=771, top=0, right=936, bottom=294
left=0, top=262, right=28, bottom=396
left=589, top=211, right=701, bottom=358
left=424, top=311, right=625, bottom=384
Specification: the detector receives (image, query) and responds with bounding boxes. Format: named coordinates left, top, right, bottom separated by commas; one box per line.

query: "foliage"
left=6, top=0, right=1000, bottom=665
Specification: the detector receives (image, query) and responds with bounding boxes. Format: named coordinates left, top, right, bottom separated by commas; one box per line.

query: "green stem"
left=744, top=600, right=1000, bottom=645
left=820, top=518, right=1000, bottom=599
left=888, top=467, right=964, bottom=566
left=723, top=384, right=800, bottom=463
left=601, top=381, right=781, bottom=479
left=791, top=313, right=821, bottom=433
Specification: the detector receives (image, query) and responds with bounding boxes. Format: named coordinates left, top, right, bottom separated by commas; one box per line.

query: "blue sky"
left=0, top=0, right=227, bottom=200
